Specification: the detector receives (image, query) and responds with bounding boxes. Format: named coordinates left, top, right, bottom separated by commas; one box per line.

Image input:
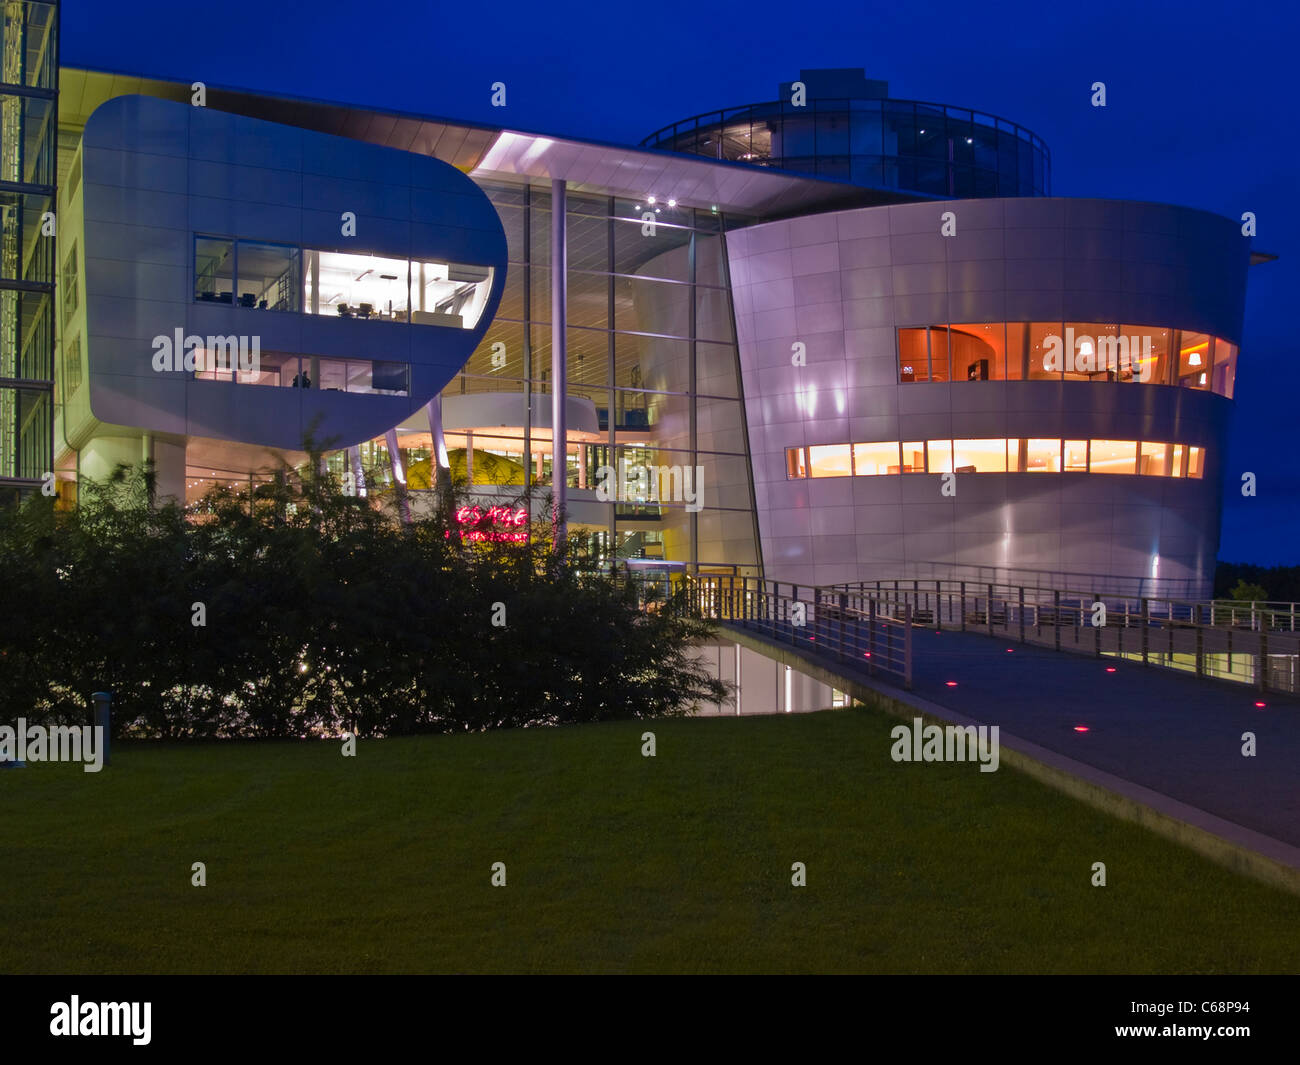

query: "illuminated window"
left=853, top=441, right=901, bottom=476
left=307, top=250, right=409, bottom=320
left=928, top=327, right=951, bottom=382
left=1017, top=438, right=1061, bottom=473
left=1212, top=341, right=1237, bottom=399
left=786, top=447, right=808, bottom=479
left=953, top=438, right=1007, bottom=472
left=782, top=437, right=1206, bottom=479
left=237, top=241, right=300, bottom=311
left=898, top=328, right=928, bottom=383
left=1029, top=322, right=1062, bottom=380
left=927, top=440, right=953, bottom=473
left=1005, top=322, right=1027, bottom=380
left=1065, top=323, right=1124, bottom=381
left=949, top=323, right=1003, bottom=380
left=808, top=443, right=853, bottom=478
left=1139, top=441, right=1170, bottom=476
left=1063, top=440, right=1088, bottom=472
left=1123, top=325, right=1171, bottom=385
left=1177, top=331, right=1211, bottom=389
left=194, top=237, right=233, bottom=304
left=195, top=352, right=408, bottom=395
left=892, top=322, right=1235, bottom=397
left=1089, top=440, right=1137, bottom=474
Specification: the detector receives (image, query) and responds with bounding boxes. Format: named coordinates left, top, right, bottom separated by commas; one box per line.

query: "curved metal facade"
left=75, top=94, right=507, bottom=455
left=725, top=197, right=1251, bottom=596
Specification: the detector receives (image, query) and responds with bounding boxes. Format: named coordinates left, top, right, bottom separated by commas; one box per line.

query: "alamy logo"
left=151, top=329, right=261, bottom=374
left=595, top=460, right=704, bottom=512
left=1042, top=328, right=1154, bottom=381
left=0, top=720, right=104, bottom=772
left=890, top=717, right=1000, bottom=772
left=50, top=997, right=151, bottom=1045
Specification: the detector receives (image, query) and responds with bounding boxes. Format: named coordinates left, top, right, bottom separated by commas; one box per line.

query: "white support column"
left=425, top=396, right=450, bottom=485
left=385, top=428, right=410, bottom=523
left=348, top=445, right=366, bottom=498
left=551, top=178, right=568, bottom=546
left=735, top=642, right=742, bottom=716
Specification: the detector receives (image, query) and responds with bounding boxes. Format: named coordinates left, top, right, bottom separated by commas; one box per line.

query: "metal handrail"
left=688, top=574, right=914, bottom=690
left=819, top=578, right=1299, bottom=695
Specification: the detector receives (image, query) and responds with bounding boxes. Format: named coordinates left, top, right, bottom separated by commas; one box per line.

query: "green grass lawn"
left=3, top=707, right=1298, bottom=974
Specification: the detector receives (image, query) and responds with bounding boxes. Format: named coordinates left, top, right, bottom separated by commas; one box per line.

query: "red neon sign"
left=449, top=505, right=529, bottom=542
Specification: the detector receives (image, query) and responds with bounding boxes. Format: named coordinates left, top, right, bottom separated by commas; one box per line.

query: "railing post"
left=960, top=581, right=967, bottom=632
left=1094, top=592, right=1102, bottom=658
left=1053, top=589, right=1061, bottom=651
left=839, top=591, right=847, bottom=662
left=1018, top=585, right=1026, bottom=644
left=935, top=580, right=943, bottom=631
left=986, top=583, right=994, bottom=637
left=904, top=603, right=913, bottom=690
left=1194, top=604, right=1204, bottom=677
left=1258, top=628, right=1269, bottom=692
left=1141, top=597, right=1149, bottom=666
left=868, top=597, right=877, bottom=676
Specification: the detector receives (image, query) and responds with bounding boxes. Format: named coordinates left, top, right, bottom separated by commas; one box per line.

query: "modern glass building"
left=46, top=65, right=1264, bottom=596
left=641, top=68, right=1049, bottom=199
left=0, top=1, right=58, bottom=503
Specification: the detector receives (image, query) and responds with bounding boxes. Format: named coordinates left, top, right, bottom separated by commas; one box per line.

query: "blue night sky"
left=62, top=0, right=1298, bottom=564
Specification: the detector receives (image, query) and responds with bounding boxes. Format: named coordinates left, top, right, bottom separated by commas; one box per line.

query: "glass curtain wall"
left=0, top=1, right=57, bottom=500
left=447, top=182, right=760, bottom=573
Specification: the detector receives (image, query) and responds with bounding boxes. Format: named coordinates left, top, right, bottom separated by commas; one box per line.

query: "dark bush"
left=0, top=455, right=727, bottom=737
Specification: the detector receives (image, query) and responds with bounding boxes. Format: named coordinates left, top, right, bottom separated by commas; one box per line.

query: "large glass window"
left=1177, top=331, right=1212, bottom=390
left=237, top=241, right=300, bottom=311
left=195, top=352, right=408, bottom=396
left=1029, top=322, right=1062, bottom=380
left=808, top=443, right=853, bottom=477
left=787, top=436, right=1202, bottom=479
left=1124, top=325, right=1171, bottom=385
left=414, top=261, right=493, bottom=328
left=1018, top=438, right=1061, bottom=472
left=928, top=327, right=951, bottom=382
left=307, top=250, right=408, bottom=320
left=786, top=447, right=807, bottom=479
left=897, top=327, right=928, bottom=382
left=1212, top=341, right=1237, bottom=398
left=853, top=441, right=901, bottom=475
left=1139, top=441, right=1170, bottom=476
left=195, top=237, right=234, bottom=303
left=953, top=438, right=1007, bottom=472
left=926, top=439, right=953, bottom=473
left=948, top=323, right=1003, bottom=380
left=1089, top=439, right=1137, bottom=474
left=194, top=236, right=493, bottom=328
left=901, top=441, right=925, bottom=472
left=894, top=322, right=1234, bottom=396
